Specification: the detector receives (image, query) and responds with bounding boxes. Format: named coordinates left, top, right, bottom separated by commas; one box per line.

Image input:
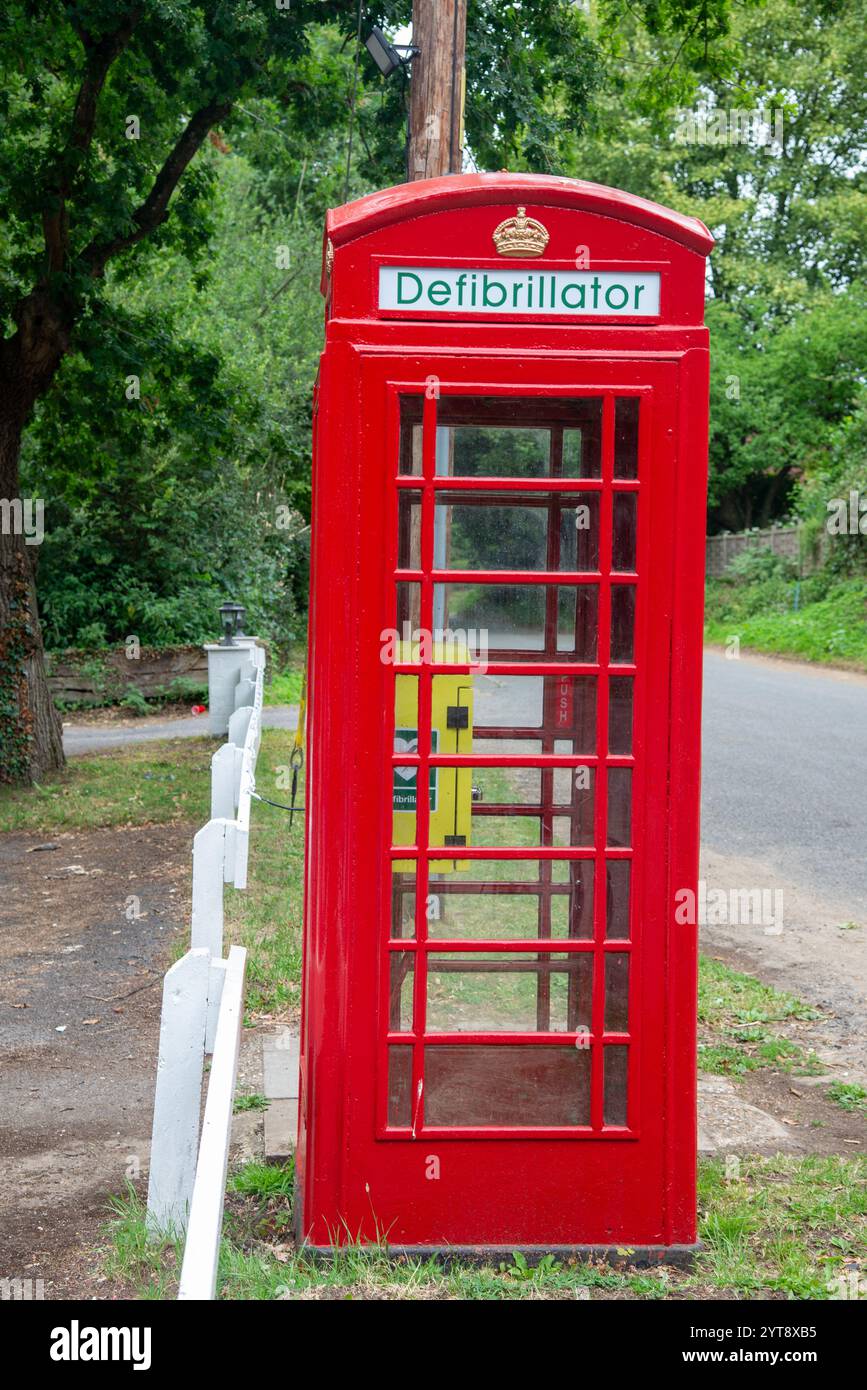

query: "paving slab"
left=698, top=1075, right=800, bottom=1156
left=262, top=1028, right=299, bottom=1163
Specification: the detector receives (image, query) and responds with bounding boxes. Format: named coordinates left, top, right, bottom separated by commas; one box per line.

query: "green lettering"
left=561, top=283, right=586, bottom=309
left=482, top=275, right=507, bottom=307
left=397, top=272, right=423, bottom=305
left=427, top=280, right=452, bottom=306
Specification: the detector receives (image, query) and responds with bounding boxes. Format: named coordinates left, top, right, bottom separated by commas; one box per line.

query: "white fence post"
left=228, top=705, right=253, bottom=747
left=191, top=819, right=228, bottom=958
left=178, top=946, right=248, bottom=1301
left=210, top=743, right=236, bottom=820
left=146, top=949, right=210, bottom=1232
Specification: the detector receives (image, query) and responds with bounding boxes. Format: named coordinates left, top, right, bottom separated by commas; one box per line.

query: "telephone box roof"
left=325, top=172, right=714, bottom=258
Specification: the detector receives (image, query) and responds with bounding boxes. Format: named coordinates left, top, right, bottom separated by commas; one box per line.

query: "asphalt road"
left=61, top=704, right=298, bottom=755
left=702, top=650, right=867, bottom=920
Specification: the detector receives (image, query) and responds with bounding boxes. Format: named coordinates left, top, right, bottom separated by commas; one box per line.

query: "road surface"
left=701, top=650, right=867, bottom=920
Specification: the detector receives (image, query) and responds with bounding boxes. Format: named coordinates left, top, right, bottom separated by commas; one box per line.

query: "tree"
left=0, top=1, right=354, bottom=782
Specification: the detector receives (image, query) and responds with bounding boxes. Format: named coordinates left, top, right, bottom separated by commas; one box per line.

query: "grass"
left=0, top=726, right=301, bottom=1021
left=826, top=1082, right=867, bottom=1115
left=105, top=1152, right=866, bottom=1300
left=264, top=668, right=304, bottom=707
left=0, top=736, right=216, bottom=832
left=698, top=956, right=823, bottom=1078
left=233, top=1093, right=270, bottom=1114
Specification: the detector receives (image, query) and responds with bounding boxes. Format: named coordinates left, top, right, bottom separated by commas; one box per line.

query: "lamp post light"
left=218, top=601, right=244, bottom=647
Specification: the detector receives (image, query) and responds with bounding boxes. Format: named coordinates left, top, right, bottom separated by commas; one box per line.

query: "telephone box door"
left=299, top=345, right=703, bottom=1254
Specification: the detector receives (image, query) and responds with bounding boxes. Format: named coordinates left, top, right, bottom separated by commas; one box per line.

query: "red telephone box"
left=297, top=173, right=712, bottom=1259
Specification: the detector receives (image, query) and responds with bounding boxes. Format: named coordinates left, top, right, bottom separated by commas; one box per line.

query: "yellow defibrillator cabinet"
left=392, top=641, right=473, bottom=871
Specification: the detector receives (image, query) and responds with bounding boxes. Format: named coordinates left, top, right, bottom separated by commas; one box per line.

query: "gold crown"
left=492, top=206, right=550, bottom=258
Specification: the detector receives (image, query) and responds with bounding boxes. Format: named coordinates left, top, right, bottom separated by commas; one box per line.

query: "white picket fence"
left=146, top=644, right=266, bottom=1300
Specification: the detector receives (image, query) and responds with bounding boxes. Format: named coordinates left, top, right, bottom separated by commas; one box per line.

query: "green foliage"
left=575, top=0, right=867, bottom=530
left=797, top=395, right=867, bottom=577
left=233, top=1093, right=270, bottom=1114
left=826, top=1082, right=867, bottom=1115
left=120, top=686, right=150, bottom=717
left=705, top=576, right=867, bottom=667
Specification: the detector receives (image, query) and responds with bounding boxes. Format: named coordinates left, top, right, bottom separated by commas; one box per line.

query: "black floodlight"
left=364, top=24, right=419, bottom=78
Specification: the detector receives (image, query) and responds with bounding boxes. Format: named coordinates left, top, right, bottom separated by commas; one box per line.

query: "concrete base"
left=294, top=1232, right=703, bottom=1271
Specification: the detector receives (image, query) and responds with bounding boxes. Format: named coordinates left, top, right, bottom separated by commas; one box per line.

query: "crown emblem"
left=492, top=206, right=550, bottom=258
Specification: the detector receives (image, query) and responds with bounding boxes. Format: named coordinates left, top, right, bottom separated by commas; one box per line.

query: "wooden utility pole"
left=408, top=0, right=467, bottom=180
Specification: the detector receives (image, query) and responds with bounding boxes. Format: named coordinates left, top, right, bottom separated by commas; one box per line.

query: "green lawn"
left=698, top=956, right=823, bottom=1078
left=0, top=737, right=216, bottom=832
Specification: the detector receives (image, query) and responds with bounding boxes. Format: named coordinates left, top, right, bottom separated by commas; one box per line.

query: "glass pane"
left=392, top=762, right=417, bottom=846
left=432, top=491, right=599, bottom=573
left=395, top=581, right=421, bottom=637
left=391, top=869, right=416, bottom=938
left=389, top=952, right=415, bottom=1031
left=604, top=1045, right=629, bottom=1126
left=398, top=491, right=422, bottom=568
left=614, top=398, right=639, bottom=479
left=436, top=396, right=602, bottom=480
left=610, top=585, right=635, bottom=664
left=612, top=493, right=637, bottom=573
left=457, top=767, right=594, bottom=850
left=434, top=584, right=598, bottom=662
left=427, top=859, right=594, bottom=941
left=475, top=672, right=542, bottom=728
left=608, top=676, right=633, bottom=755
left=427, top=951, right=593, bottom=1033
left=399, top=396, right=423, bottom=476
left=387, top=1046, right=413, bottom=1125
left=604, top=953, right=630, bottom=1033
left=607, top=767, right=632, bottom=848
left=606, top=860, right=631, bottom=939
left=425, top=1045, right=592, bottom=1126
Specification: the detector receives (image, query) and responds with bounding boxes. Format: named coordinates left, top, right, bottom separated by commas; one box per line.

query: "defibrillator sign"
left=379, top=266, right=661, bottom=317
left=393, top=728, right=438, bottom=811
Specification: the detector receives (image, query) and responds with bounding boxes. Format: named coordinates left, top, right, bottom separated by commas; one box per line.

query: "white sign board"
left=379, top=266, right=661, bottom=318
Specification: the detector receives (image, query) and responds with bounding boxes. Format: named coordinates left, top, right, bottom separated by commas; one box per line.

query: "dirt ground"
left=0, top=822, right=863, bottom=1299
left=701, top=844, right=867, bottom=1078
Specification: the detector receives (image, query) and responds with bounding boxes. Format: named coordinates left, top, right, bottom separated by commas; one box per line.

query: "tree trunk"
left=409, top=0, right=467, bottom=180
left=0, top=293, right=70, bottom=783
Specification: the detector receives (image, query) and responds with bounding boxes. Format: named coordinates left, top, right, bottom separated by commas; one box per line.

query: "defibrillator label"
left=379, top=266, right=661, bottom=317
left=393, top=729, right=438, bottom=811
